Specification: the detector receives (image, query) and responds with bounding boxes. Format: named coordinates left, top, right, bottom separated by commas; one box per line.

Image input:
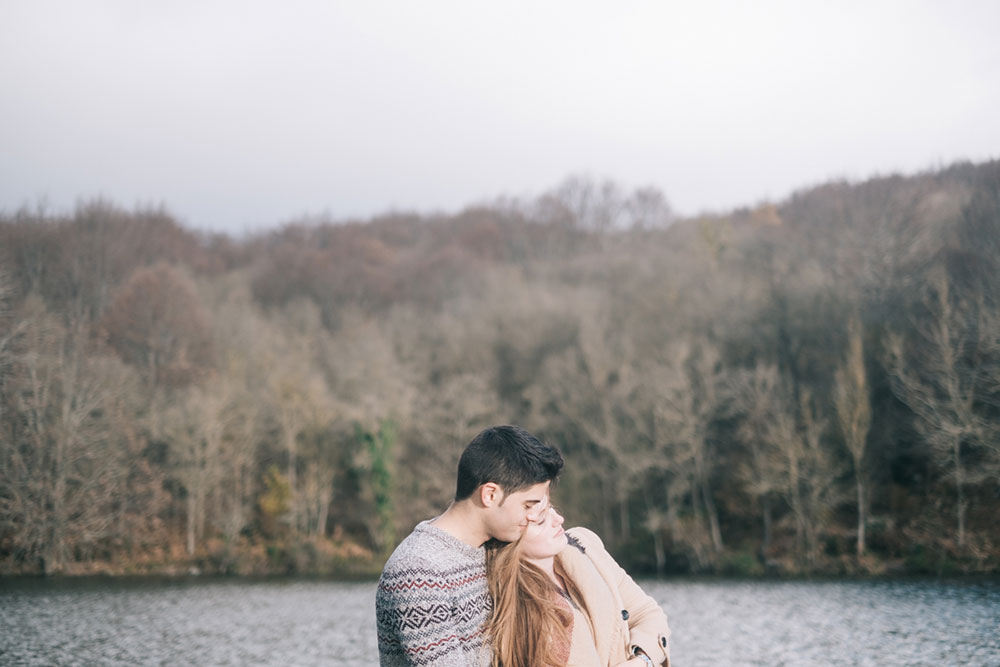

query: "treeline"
left=1, top=163, right=998, bottom=577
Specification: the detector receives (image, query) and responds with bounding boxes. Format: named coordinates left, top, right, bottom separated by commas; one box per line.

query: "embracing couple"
left=376, top=425, right=670, bottom=667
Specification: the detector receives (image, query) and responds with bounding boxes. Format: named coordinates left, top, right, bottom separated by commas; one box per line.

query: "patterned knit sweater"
left=376, top=520, right=492, bottom=666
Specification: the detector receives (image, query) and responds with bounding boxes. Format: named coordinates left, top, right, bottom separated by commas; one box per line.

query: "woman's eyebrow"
left=528, top=503, right=552, bottom=524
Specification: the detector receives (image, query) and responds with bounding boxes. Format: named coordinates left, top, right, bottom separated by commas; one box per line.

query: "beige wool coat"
left=557, top=527, right=671, bottom=667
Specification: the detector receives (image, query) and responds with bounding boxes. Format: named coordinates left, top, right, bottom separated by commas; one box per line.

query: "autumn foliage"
left=1, top=165, right=999, bottom=576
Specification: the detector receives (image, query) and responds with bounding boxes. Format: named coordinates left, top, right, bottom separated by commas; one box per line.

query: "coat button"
left=621, top=609, right=629, bottom=621
left=661, top=637, right=667, bottom=647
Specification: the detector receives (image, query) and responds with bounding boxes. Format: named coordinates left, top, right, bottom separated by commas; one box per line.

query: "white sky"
left=2, top=0, right=998, bottom=234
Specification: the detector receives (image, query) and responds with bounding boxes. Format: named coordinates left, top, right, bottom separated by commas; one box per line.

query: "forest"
left=1, top=160, right=998, bottom=577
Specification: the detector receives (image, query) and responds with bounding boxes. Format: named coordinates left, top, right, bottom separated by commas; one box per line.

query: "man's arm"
left=376, top=561, right=488, bottom=666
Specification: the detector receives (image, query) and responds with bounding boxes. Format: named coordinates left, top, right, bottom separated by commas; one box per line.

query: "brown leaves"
left=100, top=262, right=213, bottom=387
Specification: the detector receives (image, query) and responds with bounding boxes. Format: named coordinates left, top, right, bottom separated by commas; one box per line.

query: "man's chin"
left=495, top=528, right=525, bottom=543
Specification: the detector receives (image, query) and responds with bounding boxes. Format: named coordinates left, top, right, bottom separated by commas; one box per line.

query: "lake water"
left=1, top=577, right=998, bottom=666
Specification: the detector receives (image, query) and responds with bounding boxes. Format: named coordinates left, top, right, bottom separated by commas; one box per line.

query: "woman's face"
left=519, top=506, right=567, bottom=560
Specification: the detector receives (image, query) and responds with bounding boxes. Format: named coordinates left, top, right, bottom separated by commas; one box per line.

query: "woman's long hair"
left=485, top=536, right=581, bottom=667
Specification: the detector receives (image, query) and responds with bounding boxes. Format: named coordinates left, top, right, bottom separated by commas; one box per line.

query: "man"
left=376, top=425, right=563, bottom=666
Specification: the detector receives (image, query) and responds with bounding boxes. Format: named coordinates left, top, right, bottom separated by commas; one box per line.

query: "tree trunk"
left=316, top=493, right=329, bottom=538
left=196, top=469, right=206, bottom=547
left=618, top=483, right=631, bottom=543
left=954, top=437, right=965, bottom=546
left=599, top=476, right=613, bottom=540
left=186, top=492, right=196, bottom=555
left=695, top=448, right=723, bottom=554
left=789, top=456, right=806, bottom=564
left=701, top=478, right=723, bottom=554
left=856, top=476, right=866, bottom=556
left=761, top=495, right=772, bottom=562
left=652, top=528, right=665, bottom=576
left=285, top=426, right=298, bottom=535
left=49, top=434, right=67, bottom=574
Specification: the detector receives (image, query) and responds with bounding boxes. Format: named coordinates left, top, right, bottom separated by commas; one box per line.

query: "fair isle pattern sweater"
left=376, top=520, right=492, bottom=666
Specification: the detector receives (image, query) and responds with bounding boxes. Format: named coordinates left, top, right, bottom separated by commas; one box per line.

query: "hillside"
left=1, top=160, right=998, bottom=576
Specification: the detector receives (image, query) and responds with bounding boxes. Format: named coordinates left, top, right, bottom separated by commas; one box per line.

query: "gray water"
left=2, top=577, right=998, bottom=666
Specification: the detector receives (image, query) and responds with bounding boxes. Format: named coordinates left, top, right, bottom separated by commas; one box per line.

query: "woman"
left=486, top=506, right=670, bottom=667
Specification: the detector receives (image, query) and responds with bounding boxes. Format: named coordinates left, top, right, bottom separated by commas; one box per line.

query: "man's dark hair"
left=455, top=425, right=563, bottom=501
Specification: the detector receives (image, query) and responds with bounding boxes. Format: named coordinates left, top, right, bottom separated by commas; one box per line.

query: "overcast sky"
left=2, top=0, right=998, bottom=234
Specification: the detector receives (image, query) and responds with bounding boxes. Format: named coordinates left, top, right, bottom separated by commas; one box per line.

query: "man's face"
left=484, top=481, right=551, bottom=542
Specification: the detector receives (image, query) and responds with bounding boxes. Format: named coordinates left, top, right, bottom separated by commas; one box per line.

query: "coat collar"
left=557, top=530, right=625, bottom=664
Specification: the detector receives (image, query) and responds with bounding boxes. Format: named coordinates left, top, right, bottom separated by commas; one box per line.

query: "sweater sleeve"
left=572, top=527, right=671, bottom=667
left=376, top=555, right=489, bottom=666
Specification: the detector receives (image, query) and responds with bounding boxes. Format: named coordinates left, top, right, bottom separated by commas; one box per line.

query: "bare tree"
left=299, top=431, right=336, bottom=538
left=526, top=293, right=650, bottom=544
left=725, top=363, right=786, bottom=560
left=625, top=186, right=674, bottom=230
left=761, top=387, right=844, bottom=568
left=646, top=339, right=728, bottom=563
left=0, top=268, right=23, bottom=427
left=166, top=385, right=223, bottom=556
left=834, top=316, right=872, bottom=556
left=545, top=175, right=628, bottom=232
left=323, top=305, right=423, bottom=545
left=979, top=305, right=1000, bottom=479
left=270, top=370, right=332, bottom=535
left=262, top=299, right=336, bottom=537
left=885, top=268, right=992, bottom=546
left=201, top=283, right=268, bottom=547
left=643, top=355, right=704, bottom=570
left=405, top=371, right=502, bottom=518
left=1, top=297, right=135, bottom=572
left=215, top=382, right=259, bottom=547
left=797, top=392, right=845, bottom=567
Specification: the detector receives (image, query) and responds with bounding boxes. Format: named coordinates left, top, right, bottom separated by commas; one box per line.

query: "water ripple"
left=1, top=578, right=998, bottom=666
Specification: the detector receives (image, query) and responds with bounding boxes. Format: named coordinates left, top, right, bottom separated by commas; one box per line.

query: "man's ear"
left=479, top=482, right=503, bottom=508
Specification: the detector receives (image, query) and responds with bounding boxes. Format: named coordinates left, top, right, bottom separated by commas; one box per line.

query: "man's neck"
left=431, top=501, right=489, bottom=548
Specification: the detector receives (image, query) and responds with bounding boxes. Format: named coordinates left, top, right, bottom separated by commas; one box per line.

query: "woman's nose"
left=552, top=509, right=564, bottom=526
